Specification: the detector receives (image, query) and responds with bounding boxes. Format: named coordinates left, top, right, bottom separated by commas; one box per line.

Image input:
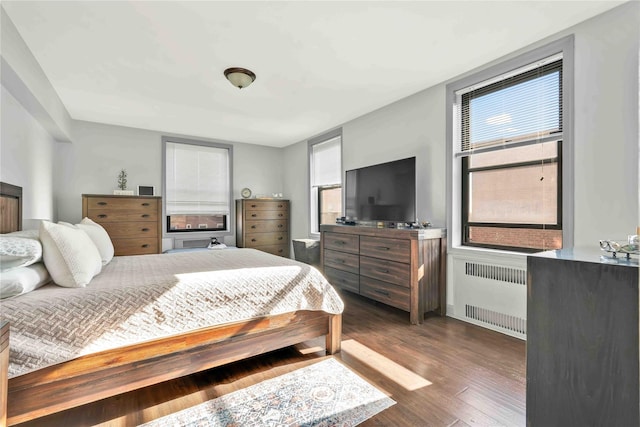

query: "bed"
left=0, top=183, right=343, bottom=426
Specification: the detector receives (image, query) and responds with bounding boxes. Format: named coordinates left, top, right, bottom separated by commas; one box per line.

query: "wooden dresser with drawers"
left=82, top=194, right=162, bottom=256
left=320, top=224, right=446, bottom=324
left=236, top=199, right=290, bottom=257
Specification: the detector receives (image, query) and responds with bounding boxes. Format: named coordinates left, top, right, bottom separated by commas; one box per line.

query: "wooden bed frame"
left=0, top=183, right=342, bottom=426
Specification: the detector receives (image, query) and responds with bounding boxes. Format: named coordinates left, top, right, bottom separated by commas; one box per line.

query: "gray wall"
left=54, top=120, right=285, bottom=246
left=284, top=1, right=639, bottom=251
left=0, top=86, right=55, bottom=221
left=2, top=2, right=638, bottom=257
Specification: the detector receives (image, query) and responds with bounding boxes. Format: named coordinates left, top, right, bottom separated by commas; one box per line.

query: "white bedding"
left=1, top=248, right=344, bottom=378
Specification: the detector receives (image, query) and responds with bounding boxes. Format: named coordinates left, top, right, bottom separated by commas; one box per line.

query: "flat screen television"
left=345, top=157, right=416, bottom=223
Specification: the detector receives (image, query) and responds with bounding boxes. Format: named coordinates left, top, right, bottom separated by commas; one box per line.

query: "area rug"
left=140, top=358, right=395, bottom=426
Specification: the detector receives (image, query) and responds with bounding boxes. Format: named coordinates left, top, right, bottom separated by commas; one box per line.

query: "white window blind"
left=456, top=53, right=563, bottom=157
left=165, top=142, right=230, bottom=215
left=311, top=136, right=341, bottom=187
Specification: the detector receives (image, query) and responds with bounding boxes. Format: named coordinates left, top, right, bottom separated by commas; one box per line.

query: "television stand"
left=320, top=224, right=446, bottom=324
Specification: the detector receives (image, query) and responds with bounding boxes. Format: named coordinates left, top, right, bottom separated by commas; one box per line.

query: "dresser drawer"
left=253, top=244, right=289, bottom=257
left=323, top=232, right=359, bottom=254
left=360, top=236, right=410, bottom=263
left=243, top=201, right=288, bottom=211
left=244, top=210, right=289, bottom=220
left=360, top=276, right=410, bottom=312
left=360, top=256, right=410, bottom=288
left=113, top=238, right=159, bottom=256
left=87, top=209, right=158, bottom=223
left=324, top=266, right=360, bottom=294
left=245, top=220, right=288, bottom=233
left=324, top=249, right=359, bottom=274
left=100, top=221, right=158, bottom=238
left=244, top=232, right=288, bottom=247
left=85, top=197, right=158, bottom=211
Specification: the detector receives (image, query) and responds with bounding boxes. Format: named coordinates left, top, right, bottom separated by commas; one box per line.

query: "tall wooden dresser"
left=236, top=199, right=290, bottom=257
left=82, top=194, right=162, bottom=256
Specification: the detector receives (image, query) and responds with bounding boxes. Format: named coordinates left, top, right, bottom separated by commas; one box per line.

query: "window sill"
left=447, top=245, right=537, bottom=264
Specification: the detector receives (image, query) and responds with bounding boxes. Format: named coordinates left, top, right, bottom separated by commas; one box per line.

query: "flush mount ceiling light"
left=224, top=67, right=256, bottom=89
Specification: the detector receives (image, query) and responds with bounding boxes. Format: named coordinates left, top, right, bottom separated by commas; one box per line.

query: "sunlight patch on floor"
left=341, top=339, right=432, bottom=391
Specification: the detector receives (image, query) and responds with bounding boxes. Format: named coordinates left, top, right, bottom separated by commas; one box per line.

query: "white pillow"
left=0, top=262, right=51, bottom=299
left=0, top=235, right=43, bottom=271
left=39, top=220, right=102, bottom=288
left=77, top=218, right=114, bottom=265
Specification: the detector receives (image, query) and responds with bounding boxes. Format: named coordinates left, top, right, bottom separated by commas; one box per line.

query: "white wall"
left=0, top=86, right=55, bottom=221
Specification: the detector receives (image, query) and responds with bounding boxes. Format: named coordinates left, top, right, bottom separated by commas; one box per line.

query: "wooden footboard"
left=7, top=311, right=341, bottom=426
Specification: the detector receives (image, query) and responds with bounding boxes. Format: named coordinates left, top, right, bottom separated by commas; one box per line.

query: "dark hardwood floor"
left=16, top=291, right=526, bottom=427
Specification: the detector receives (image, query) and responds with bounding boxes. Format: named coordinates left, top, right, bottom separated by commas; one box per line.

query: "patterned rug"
left=140, top=358, right=395, bottom=426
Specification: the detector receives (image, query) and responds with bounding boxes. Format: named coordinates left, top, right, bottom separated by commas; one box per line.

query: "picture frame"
left=138, top=185, right=155, bottom=196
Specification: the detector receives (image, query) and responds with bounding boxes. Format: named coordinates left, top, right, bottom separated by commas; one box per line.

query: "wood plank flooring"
left=15, top=291, right=525, bottom=426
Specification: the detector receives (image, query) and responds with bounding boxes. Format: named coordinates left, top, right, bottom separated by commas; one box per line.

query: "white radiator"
left=450, top=252, right=527, bottom=339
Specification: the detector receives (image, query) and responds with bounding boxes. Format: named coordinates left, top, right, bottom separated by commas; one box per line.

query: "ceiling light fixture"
left=224, top=67, right=256, bottom=89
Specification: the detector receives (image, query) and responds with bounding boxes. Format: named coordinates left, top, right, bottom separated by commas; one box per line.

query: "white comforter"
left=1, top=248, right=344, bottom=378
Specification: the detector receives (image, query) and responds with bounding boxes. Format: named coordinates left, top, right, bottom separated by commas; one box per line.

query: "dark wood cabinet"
left=236, top=199, right=290, bottom=257
left=82, top=194, right=162, bottom=256
left=320, top=224, right=446, bottom=324
left=527, top=249, right=639, bottom=426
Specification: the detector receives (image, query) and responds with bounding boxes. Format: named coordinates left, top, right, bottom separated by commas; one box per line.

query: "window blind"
left=456, top=54, right=563, bottom=157
left=165, top=142, right=230, bottom=215
left=311, top=136, right=341, bottom=187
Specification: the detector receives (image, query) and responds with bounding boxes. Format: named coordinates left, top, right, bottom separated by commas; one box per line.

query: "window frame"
left=446, top=35, right=574, bottom=253
left=308, top=128, right=343, bottom=237
left=461, top=141, right=563, bottom=252
left=161, top=136, right=234, bottom=240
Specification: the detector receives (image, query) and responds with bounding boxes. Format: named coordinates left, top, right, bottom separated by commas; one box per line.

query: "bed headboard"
left=0, top=182, right=22, bottom=233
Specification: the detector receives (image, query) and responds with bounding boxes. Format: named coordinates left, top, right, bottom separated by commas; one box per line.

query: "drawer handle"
left=142, top=244, right=149, bottom=248
left=251, top=238, right=257, bottom=242
left=141, top=214, right=150, bottom=218
left=278, top=204, right=283, bottom=208
left=277, top=249, right=283, bottom=253
left=378, top=246, right=390, bottom=251
left=251, top=204, right=257, bottom=208
left=277, top=237, right=283, bottom=240
left=374, top=289, right=390, bottom=296
left=141, top=202, right=150, bottom=206
left=278, top=213, right=283, bottom=217
left=334, top=240, right=345, bottom=245
left=97, top=202, right=107, bottom=206
left=97, top=214, right=107, bottom=219
left=378, top=269, right=390, bottom=273
left=251, top=214, right=257, bottom=217
left=333, top=259, right=345, bottom=264
left=277, top=224, right=283, bottom=228
left=251, top=225, right=257, bottom=229
left=141, top=228, right=150, bottom=232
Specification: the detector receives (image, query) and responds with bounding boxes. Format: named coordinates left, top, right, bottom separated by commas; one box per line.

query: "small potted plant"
left=114, top=169, right=134, bottom=195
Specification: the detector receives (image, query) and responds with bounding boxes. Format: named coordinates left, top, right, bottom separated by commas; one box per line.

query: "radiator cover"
left=451, top=253, right=527, bottom=339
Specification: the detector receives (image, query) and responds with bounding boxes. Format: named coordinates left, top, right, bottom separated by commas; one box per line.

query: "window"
left=163, top=137, right=233, bottom=237
left=447, top=36, right=574, bottom=252
left=309, top=130, right=342, bottom=235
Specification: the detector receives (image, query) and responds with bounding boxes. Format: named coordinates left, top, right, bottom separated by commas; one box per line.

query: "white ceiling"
left=2, top=1, right=626, bottom=147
